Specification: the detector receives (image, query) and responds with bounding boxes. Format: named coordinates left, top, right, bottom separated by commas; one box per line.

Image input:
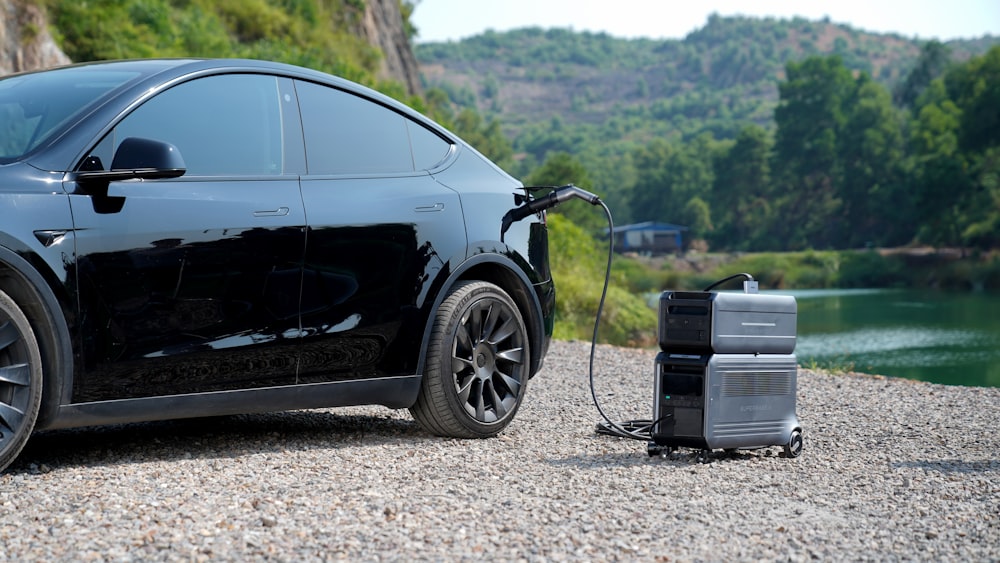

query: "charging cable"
left=589, top=232, right=758, bottom=441
left=586, top=202, right=658, bottom=441
left=498, top=184, right=754, bottom=442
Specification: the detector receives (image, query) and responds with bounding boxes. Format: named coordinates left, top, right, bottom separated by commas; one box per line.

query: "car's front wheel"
left=0, top=289, right=43, bottom=473
left=410, top=281, right=530, bottom=438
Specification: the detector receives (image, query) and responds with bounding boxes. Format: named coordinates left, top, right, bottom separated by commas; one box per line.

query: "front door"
left=68, top=73, right=307, bottom=402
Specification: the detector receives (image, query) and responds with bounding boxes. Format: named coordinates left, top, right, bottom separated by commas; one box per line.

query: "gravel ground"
left=2, top=339, right=998, bottom=561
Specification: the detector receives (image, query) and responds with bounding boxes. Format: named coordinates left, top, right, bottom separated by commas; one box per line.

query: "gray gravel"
left=2, top=339, right=998, bottom=561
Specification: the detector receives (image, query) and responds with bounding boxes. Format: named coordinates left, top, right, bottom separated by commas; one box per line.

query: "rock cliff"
left=0, top=0, right=70, bottom=74
left=356, top=0, right=422, bottom=95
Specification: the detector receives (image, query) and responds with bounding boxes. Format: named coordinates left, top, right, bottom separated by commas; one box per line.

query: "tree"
left=772, top=55, right=855, bottom=249
left=894, top=40, right=952, bottom=109
left=838, top=75, right=910, bottom=247
left=946, top=46, right=1000, bottom=155
left=943, top=46, right=1000, bottom=248
left=710, top=124, right=774, bottom=249
left=909, top=81, right=968, bottom=247
left=628, top=136, right=715, bottom=238
left=628, top=138, right=675, bottom=223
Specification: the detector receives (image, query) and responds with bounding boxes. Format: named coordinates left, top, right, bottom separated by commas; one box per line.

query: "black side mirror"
left=75, top=137, right=186, bottom=184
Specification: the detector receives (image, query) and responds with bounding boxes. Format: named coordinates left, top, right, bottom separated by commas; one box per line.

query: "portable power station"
left=649, top=352, right=802, bottom=459
left=658, top=290, right=797, bottom=354
left=649, top=289, right=803, bottom=460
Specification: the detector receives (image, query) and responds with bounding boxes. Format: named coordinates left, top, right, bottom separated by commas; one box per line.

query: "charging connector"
left=744, top=279, right=759, bottom=294
left=500, top=184, right=601, bottom=241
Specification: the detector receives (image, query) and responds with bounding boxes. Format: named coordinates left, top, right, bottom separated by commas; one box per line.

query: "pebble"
left=1, top=340, right=998, bottom=561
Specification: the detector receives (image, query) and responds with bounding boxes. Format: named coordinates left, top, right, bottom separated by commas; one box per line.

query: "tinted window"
left=108, top=74, right=284, bottom=176
left=296, top=80, right=450, bottom=175
left=0, top=69, right=140, bottom=163
left=407, top=120, right=452, bottom=170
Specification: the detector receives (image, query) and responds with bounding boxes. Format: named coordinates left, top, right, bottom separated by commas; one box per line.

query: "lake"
left=783, top=289, right=1000, bottom=388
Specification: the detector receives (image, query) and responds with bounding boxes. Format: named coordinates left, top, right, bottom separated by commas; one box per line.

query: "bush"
left=548, top=215, right=656, bottom=346
left=837, top=251, right=908, bottom=288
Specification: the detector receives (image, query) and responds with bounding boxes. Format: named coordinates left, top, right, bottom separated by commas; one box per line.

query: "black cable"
left=585, top=209, right=757, bottom=442
left=702, top=272, right=754, bottom=292
left=587, top=201, right=653, bottom=441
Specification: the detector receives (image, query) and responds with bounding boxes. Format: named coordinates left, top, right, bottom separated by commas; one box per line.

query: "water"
left=783, top=289, right=1000, bottom=388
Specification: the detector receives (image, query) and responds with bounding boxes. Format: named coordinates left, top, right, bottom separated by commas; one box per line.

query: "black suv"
left=0, top=59, right=554, bottom=472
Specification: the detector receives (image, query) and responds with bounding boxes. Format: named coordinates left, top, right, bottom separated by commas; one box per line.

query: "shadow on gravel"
left=9, top=409, right=429, bottom=474
left=546, top=448, right=788, bottom=468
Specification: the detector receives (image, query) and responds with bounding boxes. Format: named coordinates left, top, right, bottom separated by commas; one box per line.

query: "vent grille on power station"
left=721, top=370, right=793, bottom=397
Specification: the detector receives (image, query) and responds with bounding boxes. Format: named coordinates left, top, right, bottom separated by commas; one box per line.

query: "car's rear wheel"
left=0, top=289, right=43, bottom=473
left=410, top=281, right=529, bottom=438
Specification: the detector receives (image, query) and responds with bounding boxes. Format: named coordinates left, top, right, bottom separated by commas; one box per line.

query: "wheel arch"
left=0, top=245, right=75, bottom=429
left=415, top=252, right=547, bottom=381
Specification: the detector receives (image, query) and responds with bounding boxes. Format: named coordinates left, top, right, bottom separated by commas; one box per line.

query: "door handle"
left=415, top=203, right=445, bottom=213
left=253, top=207, right=290, bottom=217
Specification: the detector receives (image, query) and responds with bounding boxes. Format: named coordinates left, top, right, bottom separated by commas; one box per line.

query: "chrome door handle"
left=253, top=207, right=290, bottom=217
left=415, top=203, right=445, bottom=212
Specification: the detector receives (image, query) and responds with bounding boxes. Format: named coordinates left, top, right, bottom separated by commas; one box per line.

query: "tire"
left=0, top=289, right=43, bottom=473
left=410, top=281, right=530, bottom=438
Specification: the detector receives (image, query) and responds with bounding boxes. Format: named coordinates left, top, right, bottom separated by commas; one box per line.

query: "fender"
left=414, top=249, right=548, bottom=381
left=0, top=245, right=75, bottom=429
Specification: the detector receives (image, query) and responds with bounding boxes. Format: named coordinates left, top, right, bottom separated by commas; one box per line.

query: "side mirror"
left=75, top=137, right=186, bottom=184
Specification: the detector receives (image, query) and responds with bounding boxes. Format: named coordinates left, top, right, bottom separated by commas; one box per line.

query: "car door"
left=292, top=79, right=466, bottom=383
left=68, top=74, right=308, bottom=402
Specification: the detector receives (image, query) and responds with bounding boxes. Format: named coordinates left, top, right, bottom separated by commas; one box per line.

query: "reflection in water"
left=789, top=289, right=1000, bottom=387
left=798, top=327, right=995, bottom=358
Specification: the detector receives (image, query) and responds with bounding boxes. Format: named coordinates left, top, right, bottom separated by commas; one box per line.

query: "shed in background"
left=608, top=222, right=688, bottom=255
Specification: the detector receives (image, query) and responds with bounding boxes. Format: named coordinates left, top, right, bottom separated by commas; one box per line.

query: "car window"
left=0, top=69, right=141, bottom=163
left=295, top=80, right=451, bottom=175
left=407, top=120, right=453, bottom=171
left=106, top=74, right=285, bottom=176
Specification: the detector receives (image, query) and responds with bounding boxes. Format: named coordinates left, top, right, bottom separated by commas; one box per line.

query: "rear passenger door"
left=293, top=80, right=466, bottom=383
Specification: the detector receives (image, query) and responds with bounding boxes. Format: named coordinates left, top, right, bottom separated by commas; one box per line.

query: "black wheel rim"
left=450, top=296, right=526, bottom=424
left=0, top=319, right=33, bottom=447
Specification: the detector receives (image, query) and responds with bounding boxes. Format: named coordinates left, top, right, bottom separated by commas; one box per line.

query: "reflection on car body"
left=0, top=58, right=555, bottom=472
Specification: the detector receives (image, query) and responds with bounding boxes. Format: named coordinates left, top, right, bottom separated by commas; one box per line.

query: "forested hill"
left=417, top=14, right=997, bottom=141
left=414, top=15, right=1000, bottom=253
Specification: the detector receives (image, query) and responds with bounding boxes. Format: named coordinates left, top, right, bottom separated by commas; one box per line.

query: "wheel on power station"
left=784, top=429, right=804, bottom=458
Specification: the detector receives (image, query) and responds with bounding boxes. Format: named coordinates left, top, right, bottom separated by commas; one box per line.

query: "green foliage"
left=700, top=251, right=841, bottom=289
left=836, top=251, right=908, bottom=288
left=547, top=215, right=657, bottom=346
left=418, top=19, right=1000, bottom=255
left=946, top=45, right=1000, bottom=154
left=894, top=40, right=952, bottom=108
left=837, top=74, right=909, bottom=248
left=45, top=0, right=381, bottom=88
left=708, top=125, right=774, bottom=249
left=910, top=46, right=1000, bottom=249
left=628, top=135, right=717, bottom=240
left=771, top=55, right=855, bottom=249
